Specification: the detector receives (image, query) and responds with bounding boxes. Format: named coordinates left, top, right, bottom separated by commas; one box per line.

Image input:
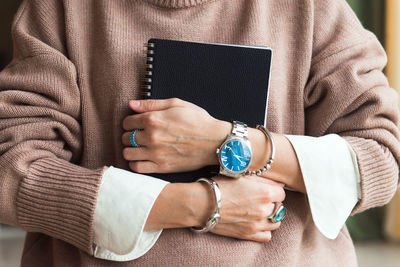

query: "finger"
left=263, top=185, right=286, bottom=203
left=214, top=217, right=280, bottom=236
left=243, top=220, right=281, bottom=232
left=122, top=114, right=147, bottom=131
left=246, top=175, right=285, bottom=187
left=212, top=225, right=272, bottom=243
left=265, top=202, right=275, bottom=218
left=241, top=231, right=272, bottom=243
left=267, top=222, right=281, bottom=231
left=244, top=176, right=286, bottom=202
left=272, top=187, right=286, bottom=203
left=129, top=98, right=185, bottom=113
left=249, top=204, right=283, bottom=232
left=250, top=231, right=272, bottom=242
left=129, top=161, right=158, bottom=173
left=122, top=131, right=145, bottom=147
left=276, top=187, right=286, bottom=203
left=261, top=178, right=285, bottom=187
left=237, top=220, right=281, bottom=233
left=123, top=147, right=151, bottom=161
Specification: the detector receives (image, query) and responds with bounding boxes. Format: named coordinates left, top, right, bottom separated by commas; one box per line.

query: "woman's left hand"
left=122, top=98, right=231, bottom=173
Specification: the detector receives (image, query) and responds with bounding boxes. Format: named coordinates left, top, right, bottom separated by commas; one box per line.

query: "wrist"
left=184, top=181, right=215, bottom=227
left=247, top=127, right=271, bottom=170
left=256, top=133, right=306, bottom=193
left=145, top=182, right=214, bottom=230
left=206, top=119, right=231, bottom=165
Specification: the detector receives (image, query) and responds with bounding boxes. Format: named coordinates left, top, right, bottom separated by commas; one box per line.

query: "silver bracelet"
left=245, top=125, right=275, bottom=176
left=190, top=178, right=221, bottom=233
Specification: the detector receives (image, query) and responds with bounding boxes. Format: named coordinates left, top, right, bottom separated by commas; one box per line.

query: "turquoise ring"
left=268, top=203, right=287, bottom=223
left=130, top=129, right=140, bottom=148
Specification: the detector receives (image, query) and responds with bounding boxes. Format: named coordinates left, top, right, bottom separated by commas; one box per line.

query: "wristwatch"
left=216, top=121, right=252, bottom=178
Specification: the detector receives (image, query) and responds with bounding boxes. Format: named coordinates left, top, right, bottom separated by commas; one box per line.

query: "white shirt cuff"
left=285, top=134, right=361, bottom=239
left=93, top=166, right=169, bottom=261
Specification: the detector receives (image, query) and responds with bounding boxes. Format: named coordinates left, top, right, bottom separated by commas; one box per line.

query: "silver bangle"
left=190, top=178, right=221, bottom=233
left=245, top=125, right=275, bottom=176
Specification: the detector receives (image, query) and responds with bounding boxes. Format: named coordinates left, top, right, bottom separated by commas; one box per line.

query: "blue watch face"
left=220, top=139, right=252, bottom=172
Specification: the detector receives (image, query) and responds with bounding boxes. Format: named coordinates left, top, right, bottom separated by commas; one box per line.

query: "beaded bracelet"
left=245, top=125, right=275, bottom=176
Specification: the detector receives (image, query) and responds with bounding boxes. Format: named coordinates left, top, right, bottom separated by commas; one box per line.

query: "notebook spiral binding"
left=142, top=42, right=155, bottom=98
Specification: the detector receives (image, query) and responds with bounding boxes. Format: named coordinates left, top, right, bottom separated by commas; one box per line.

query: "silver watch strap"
left=191, top=178, right=221, bottom=233
left=232, top=121, right=248, bottom=138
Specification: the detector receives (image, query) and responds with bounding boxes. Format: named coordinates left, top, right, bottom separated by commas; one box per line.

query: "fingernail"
left=130, top=100, right=140, bottom=107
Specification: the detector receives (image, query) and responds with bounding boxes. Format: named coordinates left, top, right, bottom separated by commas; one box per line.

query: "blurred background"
left=1, top=0, right=400, bottom=266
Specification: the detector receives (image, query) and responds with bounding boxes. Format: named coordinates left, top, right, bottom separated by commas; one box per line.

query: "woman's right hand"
left=145, top=175, right=285, bottom=243
left=209, top=175, right=285, bottom=242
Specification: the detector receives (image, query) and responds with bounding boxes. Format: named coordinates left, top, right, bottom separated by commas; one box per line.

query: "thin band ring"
left=130, top=129, right=140, bottom=148
left=268, top=203, right=287, bottom=223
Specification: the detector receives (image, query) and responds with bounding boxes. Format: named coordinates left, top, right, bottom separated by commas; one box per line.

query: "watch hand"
left=233, top=154, right=245, bottom=164
left=229, top=148, right=244, bottom=159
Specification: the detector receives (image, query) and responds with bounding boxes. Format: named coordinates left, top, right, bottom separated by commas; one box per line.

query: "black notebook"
left=142, top=38, right=272, bottom=182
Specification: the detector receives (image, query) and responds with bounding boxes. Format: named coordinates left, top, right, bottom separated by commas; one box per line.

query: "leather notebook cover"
left=142, top=38, right=272, bottom=182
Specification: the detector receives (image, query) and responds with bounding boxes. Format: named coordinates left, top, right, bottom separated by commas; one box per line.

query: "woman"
left=0, top=0, right=399, bottom=266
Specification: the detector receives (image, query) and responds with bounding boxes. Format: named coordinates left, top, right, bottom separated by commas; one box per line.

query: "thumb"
left=129, top=98, right=184, bottom=113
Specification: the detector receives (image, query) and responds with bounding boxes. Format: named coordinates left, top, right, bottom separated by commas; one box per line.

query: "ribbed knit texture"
left=144, top=0, right=212, bottom=8
left=0, top=0, right=399, bottom=266
left=345, top=137, right=399, bottom=213
left=17, top=158, right=106, bottom=253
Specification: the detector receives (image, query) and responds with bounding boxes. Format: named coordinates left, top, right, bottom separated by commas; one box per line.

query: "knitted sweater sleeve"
left=0, top=0, right=105, bottom=254
left=305, top=0, right=400, bottom=214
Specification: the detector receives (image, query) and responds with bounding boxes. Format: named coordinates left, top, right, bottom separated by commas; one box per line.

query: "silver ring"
left=268, top=203, right=287, bottom=223
left=130, top=129, right=140, bottom=148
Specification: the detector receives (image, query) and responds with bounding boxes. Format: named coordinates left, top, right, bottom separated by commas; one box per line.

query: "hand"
left=122, top=98, right=231, bottom=173
left=145, top=175, right=286, bottom=242
left=209, top=175, right=285, bottom=242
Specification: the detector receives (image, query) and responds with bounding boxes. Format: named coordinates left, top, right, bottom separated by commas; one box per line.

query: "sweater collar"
left=144, top=0, right=212, bottom=8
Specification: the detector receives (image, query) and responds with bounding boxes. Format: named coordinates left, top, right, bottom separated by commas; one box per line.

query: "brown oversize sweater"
left=0, top=0, right=399, bottom=266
